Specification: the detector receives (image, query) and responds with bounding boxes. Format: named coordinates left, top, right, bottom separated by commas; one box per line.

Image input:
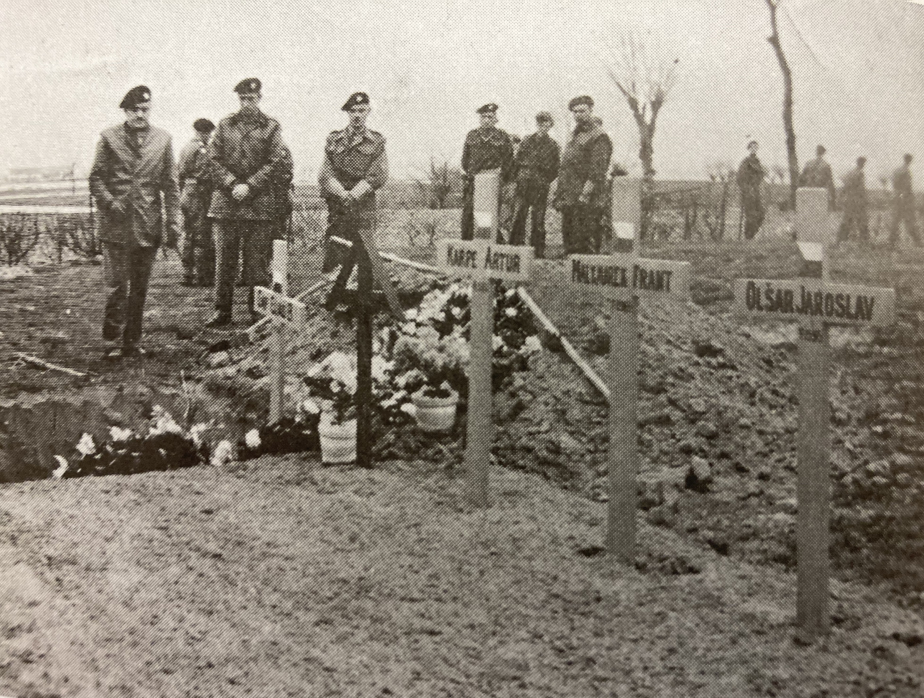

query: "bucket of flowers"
left=303, top=351, right=358, bottom=464
left=392, top=324, right=468, bottom=433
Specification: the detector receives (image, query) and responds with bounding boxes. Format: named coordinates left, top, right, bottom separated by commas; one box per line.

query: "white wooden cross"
left=253, top=240, right=307, bottom=423
left=733, top=188, right=896, bottom=642
left=438, top=170, right=533, bottom=508
left=566, top=178, right=692, bottom=566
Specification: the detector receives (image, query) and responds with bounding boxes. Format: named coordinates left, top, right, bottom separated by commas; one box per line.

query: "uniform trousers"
left=889, top=202, right=921, bottom=247
left=560, top=204, right=603, bottom=255
left=212, top=219, right=272, bottom=316
left=102, top=242, right=157, bottom=348
left=181, top=205, right=214, bottom=285
left=510, top=180, right=550, bottom=256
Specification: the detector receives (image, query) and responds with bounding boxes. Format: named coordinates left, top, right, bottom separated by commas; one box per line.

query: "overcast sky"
left=1, top=0, right=922, bottom=183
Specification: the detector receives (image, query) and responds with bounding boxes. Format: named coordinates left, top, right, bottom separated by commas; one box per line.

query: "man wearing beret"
left=178, top=118, right=215, bottom=286
left=318, top=92, right=388, bottom=305
left=89, top=85, right=179, bottom=358
left=510, top=111, right=560, bottom=257
left=206, top=78, right=285, bottom=327
left=460, top=103, right=515, bottom=241
left=553, top=96, right=612, bottom=255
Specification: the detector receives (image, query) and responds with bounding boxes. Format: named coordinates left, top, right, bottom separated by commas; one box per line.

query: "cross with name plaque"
left=253, top=240, right=307, bottom=423
left=566, top=177, right=692, bottom=566
left=732, top=188, right=896, bottom=643
left=437, top=170, right=533, bottom=508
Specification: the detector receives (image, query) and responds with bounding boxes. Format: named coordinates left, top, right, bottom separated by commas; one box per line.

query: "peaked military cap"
left=234, top=78, right=261, bottom=95
left=120, top=85, right=151, bottom=110
left=536, top=111, right=554, bottom=125
left=342, top=92, right=370, bottom=111
left=193, top=118, right=215, bottom=133
left=567, top=95, right=593, bottom=110
left=476, top=103, right=499, bottom=115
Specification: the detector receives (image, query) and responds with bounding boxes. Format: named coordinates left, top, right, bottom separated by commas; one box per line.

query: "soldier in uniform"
left=553, top=96, right=612, bottom=255
left=206, top=78, right=285, bottom=327
left=460, top=103, right=515, bottom=241
left=837, top=157, right=869, bottom=245
left=318, top=92, right=388, bottom=307
left=799, top=144, right=836, bottom=210
left=736, top=140, right=767, bottom=240
left=89, top=85, right=179, bottom=359
left=509, top=111, right=560, bottom=257
left=888, top=153, right=921, bottom=248
left=178, top=118, right=215, bottom=286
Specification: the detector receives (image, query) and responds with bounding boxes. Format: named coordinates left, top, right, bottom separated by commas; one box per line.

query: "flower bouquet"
left=303, top=351, right=359, bottom=463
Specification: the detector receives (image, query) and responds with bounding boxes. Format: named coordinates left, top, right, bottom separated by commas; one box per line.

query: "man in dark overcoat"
left=799, top=144, right=836, bottom=210
left=553, top=95, right=612, bottom=255
left=889, top=153, right=922, bottom=248
left=736, top=140, right=767, bottom=240
left=206, top=77, right=285, bottom=326
left=89, top=85, right=179, bottom=358
left=837, top=156, right=869, bottom=245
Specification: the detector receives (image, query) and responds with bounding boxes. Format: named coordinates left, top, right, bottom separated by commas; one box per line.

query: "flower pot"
left=412, top=390, right=459, bottom=433
left=318, top=417, right=356, bottom=464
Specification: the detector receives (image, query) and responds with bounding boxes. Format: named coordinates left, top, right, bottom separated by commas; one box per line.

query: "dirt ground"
left=3, top=213, right=924, bottom=695
left=1, top=458, right=923, bottom=698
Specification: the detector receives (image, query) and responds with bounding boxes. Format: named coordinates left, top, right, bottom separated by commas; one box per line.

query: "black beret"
left=816, top=144, right=826, bottom=155
left=476, top=103, right=498, bottom=115
left=234, top=78, right=261, bottom=95
left=120, top=85, right=151, bottom=110
left=536, top=111, right=554, bottom=125
left=342, top=92, right=370, bottom=111
left=567, top=95, right=593, bottom=110
left=193, top=118, right=215, bottom=133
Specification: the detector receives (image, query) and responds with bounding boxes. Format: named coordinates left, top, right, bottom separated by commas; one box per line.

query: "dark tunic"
left=555, top=122, right=612, bottom=209
left=207, top=110, right=284, bottom=221
left=461, top=126, right=515, bottom=181
left=515, top=132, right=560, bottom=186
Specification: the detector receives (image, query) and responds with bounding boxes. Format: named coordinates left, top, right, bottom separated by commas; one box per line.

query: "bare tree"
left=703, top=162, right=735, bottom=242
left=413, top=158, right=461, bottom=210
left=766, top=0, right=799, bottom=209
left=605, top=35, right=679, bottom=238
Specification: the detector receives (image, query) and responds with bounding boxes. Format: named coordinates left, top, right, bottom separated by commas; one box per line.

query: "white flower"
left=51, top=455, right=68, bottom=480
left=450, top=307, right=463, bottom=319
left=492, top=335, right=505, bottom=351
left=300, top=398, right=321, bottom=415
left=76, top=433, right=96, bottom=456
left=505, top=307, right=517, bottom=317
left=244, top=429, right=262, bottom=449
left=189, top=422, right=210, bottom=447
left=404, top=308, right=418, bottom=320
left=402, top=322, right=417, bottom=335
left=149, top=406, right=183, bottom=437
left=523, top=335, right=543, bottom=354
left=371, top=355, right=393, bottom=382
left=505, top=288, right=517, bottom=298
left=210, top=440, right=235, bottom=467
left=400, top=403, right=417, bottom=418
left=109, top=426, right=133, bottom=442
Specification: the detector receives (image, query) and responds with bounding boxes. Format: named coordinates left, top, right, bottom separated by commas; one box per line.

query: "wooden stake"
left=268, top=323, right=285, bottom=423
left=356, top=247, right=374, bottom=469
left=606, top=298, right=638, bottom=563
left=795, top=324, right=830, bottom=640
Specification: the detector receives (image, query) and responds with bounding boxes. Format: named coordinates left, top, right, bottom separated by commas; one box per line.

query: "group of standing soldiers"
left=736, top=141, right=919, bottom=247
left=460, top=95, right=614, bottom=257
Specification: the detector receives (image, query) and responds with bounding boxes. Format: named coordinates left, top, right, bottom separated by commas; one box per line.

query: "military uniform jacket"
left=736, top=154, right=766, bottom=193
left=555, top=123, right=612, bottom=209
left=841, top=167, right=866, bottom=208
left=207, top=110, right=284, bottom=220
left=462, top=127, right=514, bottom=181
left=893, top=165, right=914, bottom=204
left=89, top=124, right=179, bottom=247
left=799, top=157, right=835, bottom=202
left=515, top=132, right=561, bottom=186
left=178, top=137, right=212, bottom=215
left=318, top=126, right=388, bottom=216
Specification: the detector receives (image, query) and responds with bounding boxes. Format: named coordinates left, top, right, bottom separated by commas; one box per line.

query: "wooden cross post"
left=325, top=226, right=403, bottom=468
left=567, top=178, right=692, bottom=565
left=254, top=241, right=307, bottom=423
left=438, top=170, right=533, bottom=508
left=733, top=188, right=896, bottom=642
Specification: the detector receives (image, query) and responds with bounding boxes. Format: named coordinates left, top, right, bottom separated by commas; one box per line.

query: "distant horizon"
left=2, top=1, right=922, bottom=184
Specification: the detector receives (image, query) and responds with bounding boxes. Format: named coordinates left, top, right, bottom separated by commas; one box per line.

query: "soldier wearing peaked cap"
left=460, top=103, right=515, bottom=241
left=206, top=77, right=285, bottom=327
left=179, top=118, right=216, bottom=286
left=89, top=85, right=179, bottom=359
left=318, top=92, right=389, bottom=307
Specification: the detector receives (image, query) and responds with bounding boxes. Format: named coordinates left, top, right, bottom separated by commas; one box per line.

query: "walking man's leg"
left=102, top=242, right=130, bottom=345
left=122, top=245, right=157, bottom=352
